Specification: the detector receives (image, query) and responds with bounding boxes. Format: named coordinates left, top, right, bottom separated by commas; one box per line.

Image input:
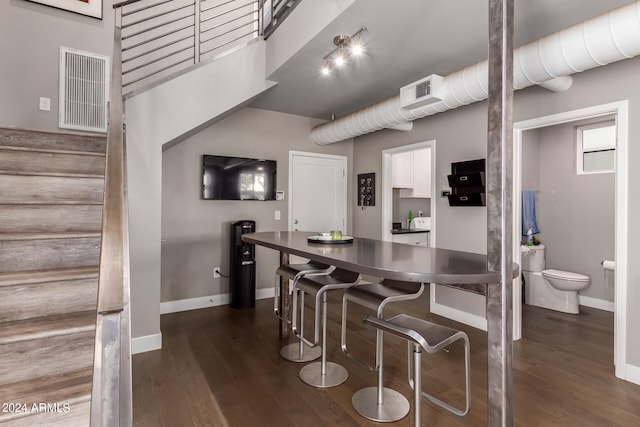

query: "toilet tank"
left=521, top=245, right=545, bottom=272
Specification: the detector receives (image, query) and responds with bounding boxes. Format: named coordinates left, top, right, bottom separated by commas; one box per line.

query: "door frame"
left=288, top=150, right=348, bottom=233
left=513, top=100, right=628, bottom=379
left=381, top=140, right=436, bottom=243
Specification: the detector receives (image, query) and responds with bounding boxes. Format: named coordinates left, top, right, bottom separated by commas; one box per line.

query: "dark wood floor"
left=132, top=289, right=640, bottom=426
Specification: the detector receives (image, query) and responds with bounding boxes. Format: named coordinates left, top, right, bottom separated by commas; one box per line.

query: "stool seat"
left=344, top=280, right=424, bottom=312
left=365, top=314, right=467, bottom=354
left=296, top=268, right=361, bottom=296
left=364, top=314, right=471, bottom=426
left=275, top=262, right=331, bottom=280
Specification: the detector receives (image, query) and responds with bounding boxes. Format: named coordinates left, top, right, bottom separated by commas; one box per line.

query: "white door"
left=289, top=151, right=347, bottom=233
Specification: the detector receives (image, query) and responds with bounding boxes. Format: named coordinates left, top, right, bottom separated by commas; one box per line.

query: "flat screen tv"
left=202, top=154, right=277, bottom=200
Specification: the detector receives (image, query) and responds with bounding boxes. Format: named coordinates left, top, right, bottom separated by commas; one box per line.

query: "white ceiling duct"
left=311, top=1, right=640, bottom=145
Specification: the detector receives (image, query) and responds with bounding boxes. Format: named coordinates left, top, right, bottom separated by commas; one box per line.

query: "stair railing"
left=116, top=0, right=301, bottom=94
left=90, top=5, right=132, bottom=425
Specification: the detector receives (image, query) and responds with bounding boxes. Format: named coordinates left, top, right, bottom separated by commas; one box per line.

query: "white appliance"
left=412, top=217, right=430, bottom=230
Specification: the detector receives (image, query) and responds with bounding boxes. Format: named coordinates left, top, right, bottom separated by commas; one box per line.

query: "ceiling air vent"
left=59, top=47, right=110, bottom=133
left=400, top=74, right=444, bottom=109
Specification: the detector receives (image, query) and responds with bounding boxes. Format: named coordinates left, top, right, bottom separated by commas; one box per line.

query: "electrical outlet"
left=275, top=210, right=281, bottom=220
left=213, top=267, right=221, bottom=278
left=39, top=97, right=51, bottom=111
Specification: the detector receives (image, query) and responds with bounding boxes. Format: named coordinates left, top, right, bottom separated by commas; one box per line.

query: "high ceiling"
left=249, top=0, right=634, bottom=120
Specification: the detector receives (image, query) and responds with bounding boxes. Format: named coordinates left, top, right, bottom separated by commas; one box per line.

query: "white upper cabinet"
left=410, top=148, right=431, bottom=198
left=393, top=148, right=431, bottom=198
left=391, top=151, right=414, bottom=188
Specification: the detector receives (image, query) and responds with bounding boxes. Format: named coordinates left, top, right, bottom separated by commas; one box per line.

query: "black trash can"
left=230, top=220, right=256, bottom=308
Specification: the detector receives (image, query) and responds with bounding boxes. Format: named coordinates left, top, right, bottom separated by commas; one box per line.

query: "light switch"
left=275, top=210, right=281, bottom=220
left=39, top=97, right=51, bottom=111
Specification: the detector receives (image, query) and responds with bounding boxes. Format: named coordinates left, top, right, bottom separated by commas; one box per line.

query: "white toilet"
left=521, top=245, right=590, bottom=314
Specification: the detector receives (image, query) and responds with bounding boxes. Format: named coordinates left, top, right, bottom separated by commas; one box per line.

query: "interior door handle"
left=294, top=219, right=299, bottom=224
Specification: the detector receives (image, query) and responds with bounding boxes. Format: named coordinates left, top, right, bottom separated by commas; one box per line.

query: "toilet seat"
left=542, top=269, right=590, bottom=282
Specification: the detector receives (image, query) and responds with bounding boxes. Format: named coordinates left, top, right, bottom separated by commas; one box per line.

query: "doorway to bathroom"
left=513, top=101, right=629, bottom=381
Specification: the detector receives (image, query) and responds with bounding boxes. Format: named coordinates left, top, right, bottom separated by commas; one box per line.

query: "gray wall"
left=161, top=107, right=353, bottom=302
left=351, top=100, right=490, bottom=320
left=521, top=130, right=541, bottom=192
left=351, top=55, right=640, bottom=367
left=527, top=120, right=615, bottom=302
left=0, top=1, right=113, bottom=131
left=393, top=191, right=430, bottom=227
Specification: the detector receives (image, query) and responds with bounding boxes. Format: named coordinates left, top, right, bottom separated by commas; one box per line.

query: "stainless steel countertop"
left=243, top=231, right=517, bottom=289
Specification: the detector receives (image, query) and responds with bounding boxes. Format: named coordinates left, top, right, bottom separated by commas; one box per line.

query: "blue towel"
left=522, top=190, right=540, bottom=236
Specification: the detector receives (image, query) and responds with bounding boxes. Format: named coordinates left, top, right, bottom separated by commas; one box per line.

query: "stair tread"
left=0, top=231, right=101, bottom=241
left=0, top=368, right=92, bottom=418
left=0, top=170, right=105, bottom=179
left=0, top=145, right=106, bottom=157
left=0, top=267, right=99, bottom=287
left=1, top=200, right=104, bottom=206
left=0, top=311, right=96, bottom=344
left=0, top=127, right=106, bottom=155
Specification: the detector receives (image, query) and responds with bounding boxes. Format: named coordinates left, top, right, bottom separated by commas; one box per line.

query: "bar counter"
left=243, top=231, right=501, bottom=287
left=242, top=230, right=519, bottom=427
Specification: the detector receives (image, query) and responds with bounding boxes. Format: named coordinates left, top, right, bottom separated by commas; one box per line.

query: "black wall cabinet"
left=447, top=158, right=486, bottom=206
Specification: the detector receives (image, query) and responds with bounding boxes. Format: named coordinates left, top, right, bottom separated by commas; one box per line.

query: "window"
left=577, top=121, right=616, bottom=174
left=240, top=172, right=266, bottom=200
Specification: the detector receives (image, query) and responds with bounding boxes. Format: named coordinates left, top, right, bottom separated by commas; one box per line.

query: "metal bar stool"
left=363, top=314, right=471, bottom=427
left=274, top=261, right=333, bottom=362
left=292, top=268, right=361, bottom=388
left=341, top=280, right=425, bottom=422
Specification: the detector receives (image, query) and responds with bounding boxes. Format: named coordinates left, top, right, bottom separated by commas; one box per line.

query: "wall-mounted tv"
left=202, top=154, right=277, bottom=200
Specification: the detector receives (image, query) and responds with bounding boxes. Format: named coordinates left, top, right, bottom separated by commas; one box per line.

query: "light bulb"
left=334, top=52, right=345, bottom=67
left=351, top=40, right=363, bottom=56
left=321, top=61, right=331, bottom=75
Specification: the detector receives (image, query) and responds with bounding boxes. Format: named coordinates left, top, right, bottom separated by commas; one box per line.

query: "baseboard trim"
left=625, top=364, right=640, bottom=385
left=160, top=294, right=229, bottom=314
left=131, top=332, right=162, bottom=355
left=256, top=287, right=275, bottom=300
left=430, top=300, right=487, bottom=331
left=579, top=295, right=615, bottom=312
left=160, top=288, right=276, bottom=315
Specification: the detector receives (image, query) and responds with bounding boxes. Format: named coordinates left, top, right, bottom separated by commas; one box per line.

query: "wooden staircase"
left=0, top=127, right=106, bottom=426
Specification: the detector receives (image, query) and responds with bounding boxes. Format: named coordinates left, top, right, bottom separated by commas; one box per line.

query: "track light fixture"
left=321, top=26, right=366, bottom=76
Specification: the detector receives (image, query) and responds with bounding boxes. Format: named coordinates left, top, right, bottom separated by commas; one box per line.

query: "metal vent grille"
left=59, top=47, right=110, bottom=133
left=416, top=80, right=431, bottom=99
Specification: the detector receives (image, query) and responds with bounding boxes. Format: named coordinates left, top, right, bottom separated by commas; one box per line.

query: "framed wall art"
left=27, top=0, right=102, bottom=19
left=357, top=173, right=375, bottom=207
